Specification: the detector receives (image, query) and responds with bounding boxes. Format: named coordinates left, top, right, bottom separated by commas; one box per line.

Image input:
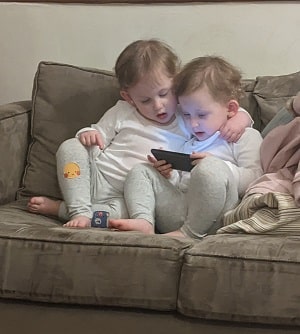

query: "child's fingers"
left=190, top=152, right=208, bottom=159
left=94, top=133, right=104, bottom=149
left=220, top=129, right=231, bottom=140
left=153, top=159, right=168, bottom=168
left=191, top=152, right=211, bottom=165
left=147, top=155, right=167, bottom=167
left=79, top=131, right=103, bottom=147
left=147, top=155, right=157, bottom=163
left=161, top=169, right=172, bottom=178
left=226, top=131, right=242, bottom=143
left=230, top=133, right=240, bottom=143
left=157, top=163, right=172, bottom=172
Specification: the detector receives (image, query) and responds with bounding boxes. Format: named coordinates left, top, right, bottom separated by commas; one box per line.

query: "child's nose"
left=153, top=98, right=163, bottom=111
left=191, top=118, right=199, bottom=128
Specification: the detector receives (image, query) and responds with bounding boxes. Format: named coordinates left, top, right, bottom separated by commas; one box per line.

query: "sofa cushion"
left=17, top=62, right=120, bottom=200
left=0, top=200, right=194, bottom=310
left=0, top=101, right=31, bottom=205
left=253, top=71, right=300, bottom=130
left=178, top=234, right=300, bottom=325
left=239, top=79, right=260, bottom=130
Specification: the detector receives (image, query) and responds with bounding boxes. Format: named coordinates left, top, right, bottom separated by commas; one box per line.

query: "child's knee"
left=192, top=156, right=228, bottom=179
left=127, top=163, right=156, bottom=180
left=57, top=138, right=84, bottom=157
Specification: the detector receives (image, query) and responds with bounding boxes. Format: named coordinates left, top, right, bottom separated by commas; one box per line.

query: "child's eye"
left=183, top=113, right=190, bottom=118
left=141, top=99, right=150, bottom=104
left=159, top=91, right=168, bottom=97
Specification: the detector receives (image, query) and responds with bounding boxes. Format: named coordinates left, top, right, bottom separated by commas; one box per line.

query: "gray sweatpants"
left=124, top=156, right=239, bottom=239
left=56, top=138, right=128, bottom=221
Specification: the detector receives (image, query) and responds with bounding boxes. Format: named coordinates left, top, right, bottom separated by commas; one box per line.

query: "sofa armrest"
left=0, top=101, right=31, bottom=205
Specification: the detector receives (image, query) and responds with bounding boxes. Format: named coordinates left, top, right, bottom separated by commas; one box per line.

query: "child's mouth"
left=157, top=113, right=167, bottom=120
left=194, top=131, right=205, bottom=138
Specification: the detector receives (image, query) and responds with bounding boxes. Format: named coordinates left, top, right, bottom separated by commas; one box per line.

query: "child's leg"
left=89, top=174, right=128, bottom=220
left=181, top=156, right=239, bottom=239
left=56, top=138, right=93, bottom=223
left=29, top=138, right=128, bottom=227
left=57, top=138, right=128, bottom=227
left=110, top=163, right=186, bottom=233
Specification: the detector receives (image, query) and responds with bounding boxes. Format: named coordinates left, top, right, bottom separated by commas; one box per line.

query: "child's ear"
left=120, top=90, right=135, bottom=106
left=227, top=100, right=240, bottom=118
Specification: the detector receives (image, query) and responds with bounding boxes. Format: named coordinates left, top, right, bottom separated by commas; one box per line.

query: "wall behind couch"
left=0, top=1, right=299, bottom=105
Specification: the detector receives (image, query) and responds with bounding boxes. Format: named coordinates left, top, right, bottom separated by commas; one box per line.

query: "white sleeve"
left=76, top=127, right=97, bottom=137
left=239, top=107, right=254, bottom=127
left=224, top=129, right=263, bottom=196
left=75, top=102, right=123, bottom=149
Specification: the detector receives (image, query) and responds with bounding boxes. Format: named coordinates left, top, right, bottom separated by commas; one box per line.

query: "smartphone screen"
left=151, top=149, right=194, bottom=172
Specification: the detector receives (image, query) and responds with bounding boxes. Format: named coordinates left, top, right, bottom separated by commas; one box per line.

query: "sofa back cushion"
left=253, top=71, right=300, bottom=130
left=17, top=61, right=120, bottom=200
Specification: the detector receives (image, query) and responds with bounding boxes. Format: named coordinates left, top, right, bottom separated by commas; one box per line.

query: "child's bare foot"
left=27, top=196, right=61, bottom=216
left=63, top=216, right=91, bottom=228
left=109, top=218, right=154, bottom=234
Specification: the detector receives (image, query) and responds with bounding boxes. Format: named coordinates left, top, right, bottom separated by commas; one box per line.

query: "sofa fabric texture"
left=0, top=200, right=192, bottom=311
left=18, top=62, right=120, bottom=200
left=0, top=61, right=300, bottom=326
left=0, top=101, right=31, bottom=204
left=178, top=234, right=300, bottom=324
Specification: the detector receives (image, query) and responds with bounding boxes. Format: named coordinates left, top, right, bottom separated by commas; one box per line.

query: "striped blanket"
left=218, top=192, right=300, bottom=234
left=218, top=117, right=300, bottom=235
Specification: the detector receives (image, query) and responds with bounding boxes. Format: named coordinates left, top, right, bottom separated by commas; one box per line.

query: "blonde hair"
left=115, top=39, right=180, bottom=90
left=173, top=56, right=243, bottom=103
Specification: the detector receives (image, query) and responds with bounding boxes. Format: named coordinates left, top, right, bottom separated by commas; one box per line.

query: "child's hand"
left=220, top=118, right=244, bottom=142
left=147, top=155, right=173, bottom=178
left=220, top=111, right=251, bottom=143
left=190, top=152, right=211, bottom=166
left=79, top=130, right=104, bottom=149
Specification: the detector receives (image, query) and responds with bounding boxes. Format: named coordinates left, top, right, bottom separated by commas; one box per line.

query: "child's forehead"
left=131, top=71, right=172, bottom=92
left=141, top=69, right=172, bottom=85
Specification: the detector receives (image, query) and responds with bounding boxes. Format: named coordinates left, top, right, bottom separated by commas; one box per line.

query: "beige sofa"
left=1, top=61, right=300, bottom=327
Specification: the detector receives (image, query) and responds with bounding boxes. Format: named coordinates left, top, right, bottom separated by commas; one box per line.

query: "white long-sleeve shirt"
left=77, top=100, right=190, bottom=191
left=171, top=128, right=263, bottom=197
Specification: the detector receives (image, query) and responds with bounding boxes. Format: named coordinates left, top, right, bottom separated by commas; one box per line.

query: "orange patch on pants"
left=63, top=162, right=80, bottom=179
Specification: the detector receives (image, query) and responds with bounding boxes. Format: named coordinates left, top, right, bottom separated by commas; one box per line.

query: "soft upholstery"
left=178, top=234, right=300, bottom=324
left=0, top=61, right=300, bottom=327
left=0, top=101, right=30, bottom=203
left=18, top=62, right=120, bottom=199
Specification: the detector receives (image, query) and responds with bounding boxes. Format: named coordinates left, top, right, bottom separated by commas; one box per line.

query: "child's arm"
left=220, top=109, right=253, bottom=143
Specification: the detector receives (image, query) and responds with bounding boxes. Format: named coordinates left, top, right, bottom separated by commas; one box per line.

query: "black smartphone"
left=151, top=149, right=194, bottom=172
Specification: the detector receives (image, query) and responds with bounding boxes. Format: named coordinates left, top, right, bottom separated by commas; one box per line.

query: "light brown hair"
left=173, top=56, right=243, bottom=103
left=115, top=39, right=180, bottom=90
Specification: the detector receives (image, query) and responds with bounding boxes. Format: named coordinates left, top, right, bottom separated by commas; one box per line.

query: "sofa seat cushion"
left=178, top=234, right=300, bottom=325
left=0, top=200, right=194, bottom=311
